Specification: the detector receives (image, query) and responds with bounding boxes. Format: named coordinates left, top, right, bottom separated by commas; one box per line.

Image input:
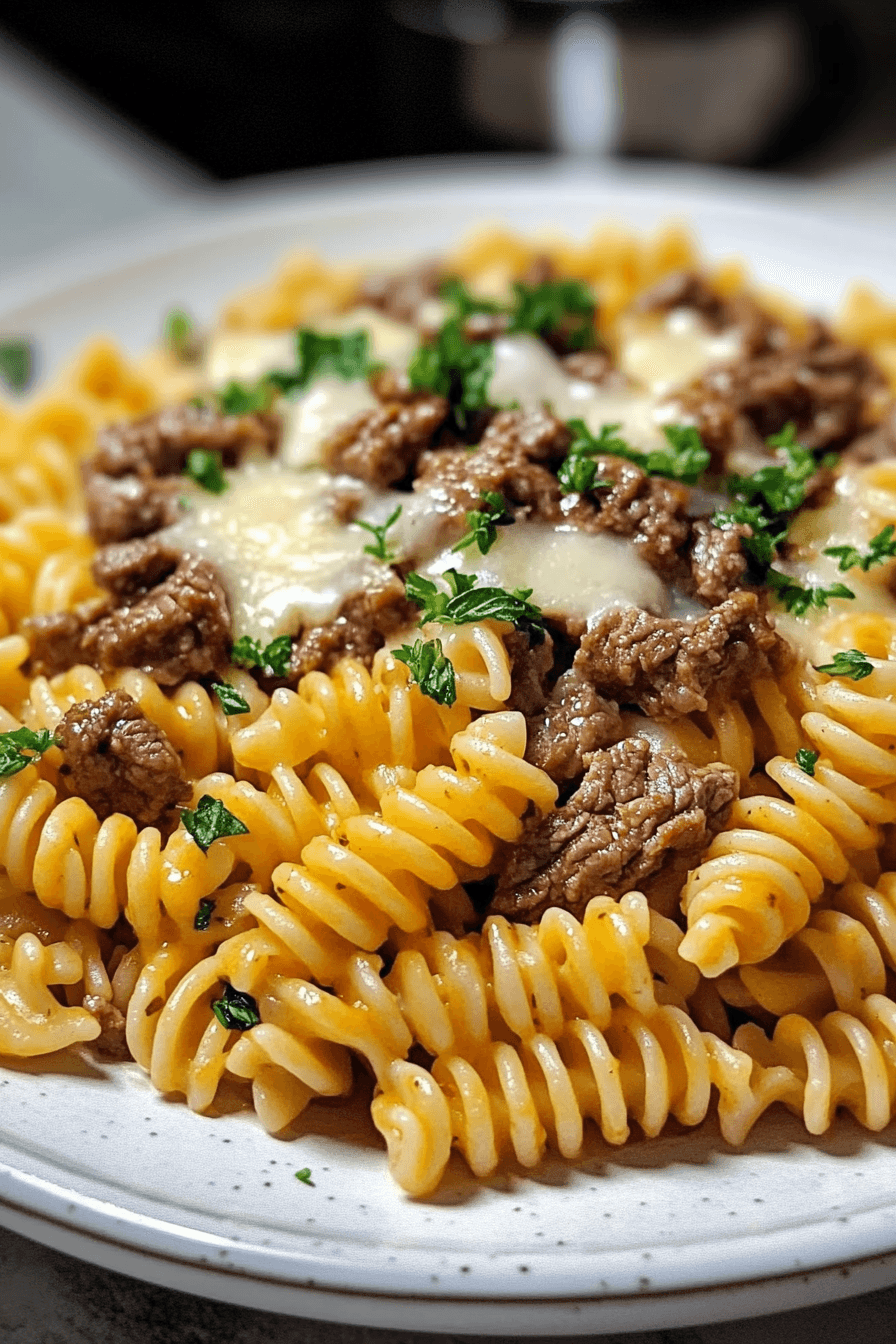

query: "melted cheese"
left=618, top=309, right=742, bottom=394
left=279, top=378, right=378, bottom=469
left=315, top=306, right=419, bottom=369
left=422, top=521, right=669, bottom=627
left=205, top=331, right=295, bottom=387
left=161, top=467, right=388, bottom=640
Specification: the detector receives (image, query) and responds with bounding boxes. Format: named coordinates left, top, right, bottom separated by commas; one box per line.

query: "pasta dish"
left=2, top=222, right=896, bottom=1198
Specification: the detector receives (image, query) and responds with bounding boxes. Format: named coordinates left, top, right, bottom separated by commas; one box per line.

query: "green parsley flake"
left=194, top=898, right=216, bottom=932
left=563, top=419, right=709, bottom=485
left=217, top=379, right=274, bottom=416
left=796, top=748, right=820, bottom=776
left=231, top=635, right=292, bottom=678
left=268, top=329, right=372, bottom=396
left=181, top=795, right=250, bottom=853
left=355, top=504, right=403, bottom=561
left=726, top=423, right=817, bottom=515
left=211, top=982, right=260, bottom=1031
left=294, top=1167, right=313, bottom=1185
left=394, top=638, right=457, bottom=706
left=407, top=317, right=494, bottom=427
left=0, top=338, right=34, bottom=392
left=0, top=726, right=56, bottom=778
left=451, top=491, right=513, bottom=555
left=823, top=525, right=896, bottom=574
left=212, top=683, right=251, bottom=716
left=765, top=570, right=855, bottom=616
left=163, top=309, right=197, bottom=362
left=438, top=277, right=503, bottom=321
left=814, top=648, right=874, bottom=681
left=405, top=568, right=545, bottom=640
left=508, top=279, right=597, bottom=350
left=184, top=447, right=227, bottom=495
left=710, top=501, right=786, bottom=569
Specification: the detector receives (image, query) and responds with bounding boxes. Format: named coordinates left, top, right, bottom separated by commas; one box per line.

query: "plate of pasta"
left=4, top=164, right=896, bottom=1335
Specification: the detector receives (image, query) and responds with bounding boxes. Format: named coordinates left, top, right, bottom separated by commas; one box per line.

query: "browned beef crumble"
left=503, top=628, right=555, bottom=717
left=27, top=538, right=231, bottom=684
left=523, top=669, right=623, bottom=783
left=687, top=518, right=750, bottom=607
left=85, top=404, right=281, bottom=545
left=487, top=737, right=737, bottom=922
left=633, top=271, right=786, bottom=358
left=290, top=574, right=419, bottom=678
left=842, top=404, right=896, bottom=465
left=561, top=350, right=625, bottom=387
left=584, top=455, right=691, bottom=581
left=322, top=394, right=449, bottom=488
left=55, top=688, right=190, bottom=825
left=359, top=260, right=443, bottom=326
left=575, top=590, right=788, bottom=718
left=681, top=320, right=884, bottom=461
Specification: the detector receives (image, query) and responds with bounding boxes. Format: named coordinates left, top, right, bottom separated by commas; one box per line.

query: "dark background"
left=0, top=0, right=894, bottom=182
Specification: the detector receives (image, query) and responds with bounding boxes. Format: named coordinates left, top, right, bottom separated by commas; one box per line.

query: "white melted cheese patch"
left=619, top=309, right=742, bottom=395
left=422, top=521, right=669, bottom=627
left=279, top=378, right=378, bottom=470
left=161, top=466, right=389, bottom=640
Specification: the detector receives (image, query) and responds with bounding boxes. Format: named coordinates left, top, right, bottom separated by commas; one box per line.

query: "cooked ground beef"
left=488, top=737, right=737, bottom=922
left=633, top=271, right=786, bottom=358
left=586, top=456, right=691, bottom=581
left=842, top=404, right=896, bottom=465
left=574, top=590, right=788, bottom=717
left=504, top=628, right=555, bottom=716
left=55, top=688, right=190, bottom=825
left=322, top=394, right=449, bottom=488
left=291, top=574, right=418, bottom=677
left=687, top=518, right=750, bottom=606
left=524, top=669, right=622, bottom=783
left=561, top=350, right=625, bottom=386
left=85, top=404, right=281, bottom=544
left=27, top=538, right=231, bottom=684
left=359, top=260, right=443, bottom=326
left=681, top=320, right=884, bottom=460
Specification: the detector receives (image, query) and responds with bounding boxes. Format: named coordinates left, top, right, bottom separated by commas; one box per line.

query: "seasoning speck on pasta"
left=4, top=220, right=896, bottom=1197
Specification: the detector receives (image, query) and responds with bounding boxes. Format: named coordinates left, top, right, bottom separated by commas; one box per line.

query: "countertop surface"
left=4, top=30, right=896, bottom=1344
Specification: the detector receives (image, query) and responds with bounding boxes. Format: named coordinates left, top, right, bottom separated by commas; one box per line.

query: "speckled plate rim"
left=3, top=159, right=896, bottom=1334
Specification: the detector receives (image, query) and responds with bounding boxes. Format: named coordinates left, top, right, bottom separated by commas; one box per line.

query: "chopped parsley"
left=211, top=981, right=260, bottom=1031
left=765, top=569, right=855, bottom=616
left=181, top=794, right=250, bottom=853
left=355, top=504, right=402, bottom=561
left=294, top=1167, right=313, bottom=1184
left=563, top=419, right=710, bottom=485
left=0, top=726, right=56, bottom=778
left=557, top=451, right=611, bottom=496
left=726, top=423, right=822, bottom=516
left=438, top=277, right=503, bottom=321
left=814, top=648, right=874, bottom=681
left=405, top=568, right=545, bottom=639
left=163, top=308, right=197, bottom=362
left=408, top=316, right=493, bottom=427
left=268, top=328, right=373, bottom=395
left=823, top=525, right=896, bottom=574
left=394, top=637, right=457, bottom=706
left=194, top=898, right=216, bottom=932
left=217, top=378, right=274, bottom=416
left=212, top=683, right=251, bottom=716
left=231, top=634, right=293, bottom=678
left=508, top=278, right=597, bottom=350
left=0, top=338, right=33, bottom=393
left=183, top=447, right=227, bottom=495
left=796, top=748, right=820, bottom=776
left=710, top=500, right=786, bottom=569
left=451, top=491, right=513, bottom=555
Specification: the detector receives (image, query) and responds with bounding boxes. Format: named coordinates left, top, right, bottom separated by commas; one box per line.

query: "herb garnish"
left=451, top=491, right=514, bottom=555
left=231, top=634, right=293, bottom=678
left=407, top=316, right=493, bottom=427
left=796, top=748, right=819, bottom=776
left=194, top=898, right=216, bottom=932
left=563, top=419, right=710, bottom=485
left=181, top=795, right=250, bottom=853
left=0, top=726, right=56, bottom=778
left=438, top=277, right=503, bottom=321
left=823, top=525, right=896, bottom=574
left=294, top=1167, right=313, bottom=1185
left=710, top=500, right=787, bottom=568
left=184, top=447, right=227, bottom=495
left=217, top=379, right=275, bottom=416
left=211, top=982, right=260, bottom=1031
left=508, top=278, right=597, bottom=350
left=394, top=637, right=457, bottom=706
left=0, top=338, right=33, bottom=393
left=405, top=568, right=545, bottom=639
left=268, top=328, right=373, bottom=396
left=212, top=683, right=251, bottom=716
left=765, top=570, right=855, bottom=616
left=726, top=423, right=824, bottom=516
left=814, top=648, right=874, bottom=681
left=163, top=309, right=197, bottom=362
left=355, top=504, right=403, bottom=561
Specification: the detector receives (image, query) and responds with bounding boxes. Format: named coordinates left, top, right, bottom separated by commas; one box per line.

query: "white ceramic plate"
left=4, top=161, right=896, bottom=1336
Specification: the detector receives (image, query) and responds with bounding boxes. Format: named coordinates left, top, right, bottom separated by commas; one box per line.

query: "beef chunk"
left=85, top=404, right=280, bottom=544
left=843, top=404, right=896, bottom=466
left=291, top=574, right=418, bottom=677
left=504, top=628, right=555, bottom=716
left=323, top=395, right=448, bottom=488
left=562, top=351, right=625, bottom=386
left=27, top=538, right=231, bottom=685
left=687, top=518, right=750, bottom=606
left=575, top=590, right=788, bottom=717
left=633, top=271, right=785, bottom=357
left=55, top=688, right=190, bottom=826
left=586, top=456, right=691, bottom=580
left=488, top=737, right=737, bottom=922
left=681, top=321, right=884, bottom=460
left=524, top=670, right=622, bottom=783
left=359, top=260, right=443, bottom=325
